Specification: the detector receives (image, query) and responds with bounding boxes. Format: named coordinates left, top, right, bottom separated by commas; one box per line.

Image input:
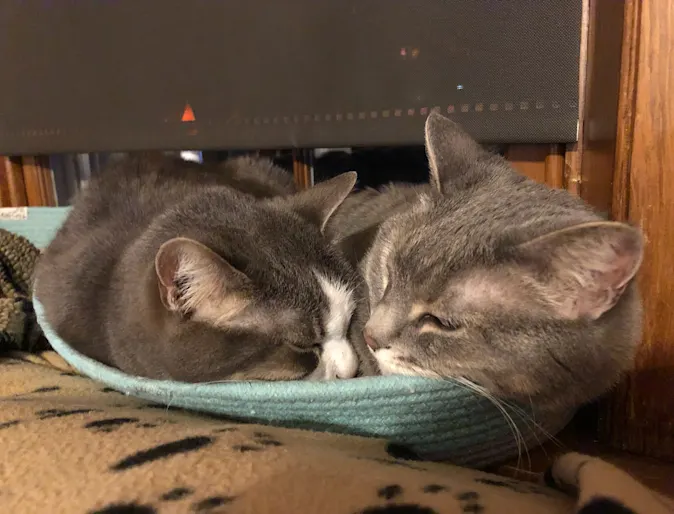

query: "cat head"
left=152, top=171, right=372, bottom=382
left=362, top=112, right=644, bottom=407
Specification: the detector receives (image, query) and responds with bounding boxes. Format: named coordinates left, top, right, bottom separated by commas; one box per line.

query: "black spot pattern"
left=385, top=443, right=422, bottom=461
left=256, top=439, right=282, bottom=447
left=357, top=457, right=426, bottom=472
left=474, top=478, right=521, bottom=492
left=232, top=444, right=262, bottom=453
left=422, top=485, right=447, bottom=494
left=111, top=436, right=215, bottom=471
left=84, top=418, right=140, bottom=432
left=32, top=386, right=61, bottom=393
left=193, top=496, right=235, bottom=511
left=250, top=431, right=282, bottom=446
left=89, top=503, right=157, bottom=514
left=455, top=492, right=479, bottom=501
left=37, top=408, right=98, bottom=419
left=378, top=485, right=403, bottom=500
left=578, top=497, right=637, bottom=514
left=60, top=371, right=78, bottom=376
left=359, top=505, right=437, bottom=514
left=139, top=423, right=158, bottom=429
left=101, top=387, right=121, bottom=394
left=0, top=420, right=20, bottom=430
left=89, top=418, right=138, bottom=428
left=160, top=487, right=194, bottom=501
left=455, top=491, right=483, bottom=514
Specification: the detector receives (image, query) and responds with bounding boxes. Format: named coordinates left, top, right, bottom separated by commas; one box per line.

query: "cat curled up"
left=35, top=154, right=377, bottom=382
left=328, top=112, right=643, bottom=409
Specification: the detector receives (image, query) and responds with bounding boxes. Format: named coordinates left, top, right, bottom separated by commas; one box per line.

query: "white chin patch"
left=373, top=348, right=407, bottom=376
left=314, top=271, right=358, bottom=380
left=374, top=348, right=434, bottom=378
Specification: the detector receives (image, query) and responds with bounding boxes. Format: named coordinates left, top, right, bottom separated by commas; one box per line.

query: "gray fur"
left=35, top=154, right=377, bottom=382
left=328, top=112, right=643, bottom=408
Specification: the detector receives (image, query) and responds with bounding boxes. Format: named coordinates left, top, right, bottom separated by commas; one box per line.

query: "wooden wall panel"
left=0, top=156, right=28, bottom=207
left=22, top=156, right=47, bottom=206
left=601, top=0, right=674, bottom=460
left=575, top=0, right=626, bottom=213
left=0, top=155, right=57, bottom=207
left=561, top=0, right=626, bottom=213
left=505, top=144, right=565, bottom=189
left=292, top=149, right=313, bottom=190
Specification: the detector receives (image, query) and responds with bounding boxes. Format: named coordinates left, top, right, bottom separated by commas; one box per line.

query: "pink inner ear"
left=517, top=222, right=643, bottom=321
left=155, top=245, right=185, bottom=311
left=608, top=247, right=641, bottom=289
left=156, top=250, right=180, bottom=288
left=558, top=240, right=641, bottom=320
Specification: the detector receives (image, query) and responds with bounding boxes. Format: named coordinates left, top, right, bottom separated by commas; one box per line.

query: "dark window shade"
left=0, top=1, right=582, bottom=154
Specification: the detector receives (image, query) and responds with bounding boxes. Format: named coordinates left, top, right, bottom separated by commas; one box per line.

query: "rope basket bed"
left=2, top=207, right=575, bottom=468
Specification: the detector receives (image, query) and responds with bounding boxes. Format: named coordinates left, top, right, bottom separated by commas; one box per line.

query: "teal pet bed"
left=2, top=207, right=574, bottom=468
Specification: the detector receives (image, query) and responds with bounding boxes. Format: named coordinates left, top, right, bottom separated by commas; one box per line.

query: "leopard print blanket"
left=1, top=352, right=671, bottom=514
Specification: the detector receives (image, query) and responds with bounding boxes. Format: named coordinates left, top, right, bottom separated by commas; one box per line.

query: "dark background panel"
left=0, top=1, right=582, bottom=154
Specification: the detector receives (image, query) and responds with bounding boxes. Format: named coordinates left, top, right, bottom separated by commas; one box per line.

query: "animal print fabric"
left=0, top=353, right=671, bottom=514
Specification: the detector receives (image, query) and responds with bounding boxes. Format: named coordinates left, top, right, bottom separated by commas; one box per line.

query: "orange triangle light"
left=181, top=103, right=196, bottom=122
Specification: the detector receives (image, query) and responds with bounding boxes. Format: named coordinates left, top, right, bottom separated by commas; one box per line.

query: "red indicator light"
left=181, top=104, right=196, bottom=122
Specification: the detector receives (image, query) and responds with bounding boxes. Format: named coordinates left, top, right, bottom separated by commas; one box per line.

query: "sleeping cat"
left=327, top=112, right=643, bottom=408
left=34, top=154, right=377, bottom=382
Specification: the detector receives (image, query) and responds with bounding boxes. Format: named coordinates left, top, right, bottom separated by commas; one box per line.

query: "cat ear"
left=424, top=110, right=487, bottom=193
left=285, top=171, right=357, bottom=232
left=518, top=222, right=644, bottom=320
left=155, top=237, right=251, bottom=321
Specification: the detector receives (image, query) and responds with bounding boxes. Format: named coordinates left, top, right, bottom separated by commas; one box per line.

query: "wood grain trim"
left=505, top=145, right=565, bottom=190
left=0, top=156, right=28, bottom=207
left=22, top=156, right=46, bottom=206
left=19, top=155, right=58, bottom=206
left=600, top=0, right=674, bottom=460
left=564, top=144, right=581, bottom=195
left=544, top=144, right=565, bottom=189
left=0, top=158, right=13, bottom=207
left=570, top=0, right=626, bottom=212
left=564, top=0, right=591, bottom=198
left=292, top=149, right=313, bottom=190
left=504, top=145, right=547, bottom=185
left=612, top=0, right=642, bottom=222
left=38, top=155, right=57, bottom=206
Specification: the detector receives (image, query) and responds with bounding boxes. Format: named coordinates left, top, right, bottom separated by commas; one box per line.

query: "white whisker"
left=501, top=395, right=563, bottom=450
left=453, top=377, right=530, bottom=470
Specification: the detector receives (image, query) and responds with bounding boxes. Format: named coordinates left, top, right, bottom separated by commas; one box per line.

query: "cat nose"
left=363, top=328, right=381, bottom=350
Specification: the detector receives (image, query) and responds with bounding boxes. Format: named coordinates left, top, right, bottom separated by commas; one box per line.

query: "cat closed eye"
left=419, top=314, right=461, bottom=331
left=287, top=342, right=322, bottom=354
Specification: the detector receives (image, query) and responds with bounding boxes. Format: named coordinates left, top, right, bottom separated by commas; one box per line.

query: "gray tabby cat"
left=35, top=154, right=377, bottom=382
left=328, top=112, right=643, bottom=408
